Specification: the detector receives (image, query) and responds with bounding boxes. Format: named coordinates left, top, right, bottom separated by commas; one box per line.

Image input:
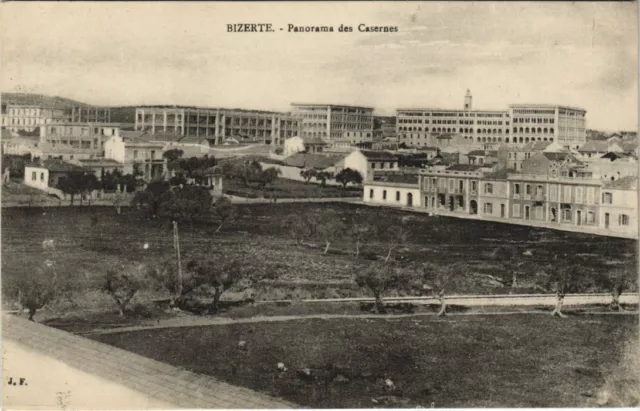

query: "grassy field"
left=2, top=203, right=637, bottom=311
left=91, top=314, right=639, bottom=408
left=223, top=177, right=362, bottom=199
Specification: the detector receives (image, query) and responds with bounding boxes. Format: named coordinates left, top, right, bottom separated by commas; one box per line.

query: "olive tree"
left=355, top=262, right=404, bottom=313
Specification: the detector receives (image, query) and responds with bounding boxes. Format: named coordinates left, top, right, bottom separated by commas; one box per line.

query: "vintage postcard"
left=1, top=1, right=638, bottom=409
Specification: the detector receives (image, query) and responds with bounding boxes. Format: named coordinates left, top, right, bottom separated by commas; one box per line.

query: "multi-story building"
left=341, top=130, right=374, bottom=144
left=477, top=169, right=512, bottom=219
left=363, top=149, right=636, bottom=238
left=509, top=104, right=586, bottom=149
left=39, top=123, right=120, bottom=156
left=69, top=106, right=111, bottom=123
left=2, top=103, right=112, bottom=134
left=600, top=177, right=638, bottom=236
left=2, top=104, right=69, bottom=133
left=396, top=92, right=511, bottom=148
left=419, top=164, right=496, bottom=214
left=290, top=103, right=374, bottom=141
left=395, top=93, right=587, bottom=150
left=135, top=107, right=299, bottom=146
left=104, top=135, right=166, bottom=181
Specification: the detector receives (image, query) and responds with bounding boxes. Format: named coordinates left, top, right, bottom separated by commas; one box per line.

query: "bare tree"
left=381, top=224, right=409, bottom=263
left=349, top=210, right=372, bottom=257
left=318, top=219, right=346, bottom=255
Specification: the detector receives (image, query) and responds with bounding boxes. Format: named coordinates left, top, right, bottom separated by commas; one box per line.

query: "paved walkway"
left=3, top=314, right=296, bottom=409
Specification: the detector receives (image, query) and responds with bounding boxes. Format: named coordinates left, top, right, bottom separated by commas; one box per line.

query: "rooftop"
left=467, top=150, right=486, bottom=156
left=3, top=315, right=295, bottom=409
left=301, top=135, right=328, bottom=146
left=446, top=164, right=483, bottom=172
left=291, top=103, right=374, bottom=110
left=603, top=176, right=638, bottom=190
left=372, top=173, right=419, bottom=185
left=509, top=104, right=586, bottom=112
left=27, top=159, right=90, bottom=173
left=359, top=150, right=398, bottom=161
left=484, top=168, right=518, bottom=181
left=397, top=108, right=508, bottom=114
left=578, top=140, right=609, bottom=153
left=282, top=153, right=344, bottom=169
left=77, top=158, right=123, bottom=166
left=137, top=106, right=289, bottom=116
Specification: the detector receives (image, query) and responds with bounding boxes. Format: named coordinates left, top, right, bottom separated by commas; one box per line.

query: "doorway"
left=525, top=206, right=530, bottom=220
left=576, top=210, right=582, bottom=226
left=407, top=193, right=413, bottom=207
left=500, top=204, right=505, bottom=218
left=470, top=200, right=478, bottom=215
left=605, top=213, right=610, bottom=229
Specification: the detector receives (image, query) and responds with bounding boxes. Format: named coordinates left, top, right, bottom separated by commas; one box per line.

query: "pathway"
left=78, top=292, right=639, bottom=336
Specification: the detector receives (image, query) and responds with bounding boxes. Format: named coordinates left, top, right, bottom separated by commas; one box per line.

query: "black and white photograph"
left=1, top=1, right=639, bottom=409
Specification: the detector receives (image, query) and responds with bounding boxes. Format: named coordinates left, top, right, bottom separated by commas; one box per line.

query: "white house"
left=363, top=174, right=421, bottom=208
left=24, top=159, right=91, bottom=192
left=104, top=135, right=166, bottom=180
left=337, top=149, right=399, bottom=182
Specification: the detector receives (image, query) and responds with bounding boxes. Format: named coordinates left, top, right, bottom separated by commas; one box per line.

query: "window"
left=380, top=162, right=385, bottom=170
left=562, top=209, right=572, bottom=222
left=525, top=184, right=531, bottom=195
left=514, top=184, right=520, bottom=195
left=31, top=171, right=36, bottom=181
left=586, top=187, right=594, bottom=204
left=471, top=181, right=477, bottom=191
left=512, top=204, right=521, bottom=217
left=484, top=183, right=493, bottom=194
left=396, top=191, right=400, bottom=201
left=619, top=214, right=630, bottom=226
left=371, top=163, right=375, bottom=169
left=603, top=192, right=612, bottom=204
left=483, top=203, right=493, bottom=214
left=575, top=187, right=583, bottom=204
left=133, top=150, right=139, bottom=159
left=40, top=173, right=44, bottom=182
left=535, top=206, right=543, bottom=219
left=563, top=186, right=571, bottom=202
left=449, top=179, right=455, bottom=190
left=549, top=185, right=557, bottom=201
left=383, top=190, right=387, bottom=200
left=587, top=212, right=595, bottom=224
left=369, top=189, right=374, bottom=199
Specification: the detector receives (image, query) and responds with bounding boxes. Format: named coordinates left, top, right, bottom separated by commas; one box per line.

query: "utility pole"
left=172, top=220, right=183, bottom=302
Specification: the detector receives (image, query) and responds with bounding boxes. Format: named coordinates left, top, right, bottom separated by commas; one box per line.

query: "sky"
left=1, top=2, right=637, bottom=130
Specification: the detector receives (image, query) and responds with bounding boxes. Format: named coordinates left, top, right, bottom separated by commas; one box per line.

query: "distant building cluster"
left=1, top=91, right=636, bottom=238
